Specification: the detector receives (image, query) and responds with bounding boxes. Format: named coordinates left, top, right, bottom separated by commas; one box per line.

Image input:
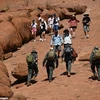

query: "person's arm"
left=87, top=17, right=91, bottom=25
left=60, top=36, right=63, bottom=45
left=50, top=36, right=54, bottom=46
left=90, top=50, right=94, bottom=64
left=44, top=21, right=48, bottom=30
left=35, top=53, right=38, bottom=63
left=42, top=53, right=48, bottom=66
left=55, top=54, right=58, bottom=68
left=61, top=49, right=65, bottom=62
left=82, top=17, right=85, bottom=24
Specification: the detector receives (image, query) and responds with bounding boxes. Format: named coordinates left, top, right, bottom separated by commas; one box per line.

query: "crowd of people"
left=25, top=13, right=100, bottom=87
left=31, top=13, right=91, bottom=42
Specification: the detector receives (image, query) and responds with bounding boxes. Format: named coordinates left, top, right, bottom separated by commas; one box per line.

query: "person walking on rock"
left=31, top=20, right=37, bottom=41
left=90, top=46, right=100, bottom=81
left=82, top=13, right=91, bottom=38
left=50, top=30, right=63, bottom=58
left=39, top=18, right=48, bottom=42
left=26, top=50, right=39, bottom=86
left=61, top=45, right=77, bottom=77
left=68, top=15, right=79, bottom=38
left=43, top=47, right=58, bottom=82
left=48, top=14, right=54, bottom=35
left=62, top=29, right=72, bottom=48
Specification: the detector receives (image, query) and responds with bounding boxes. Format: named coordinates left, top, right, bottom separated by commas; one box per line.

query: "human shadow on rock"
left=41, top=77, right=56, bottom=82
left=60, top=71, right=76, bottom=76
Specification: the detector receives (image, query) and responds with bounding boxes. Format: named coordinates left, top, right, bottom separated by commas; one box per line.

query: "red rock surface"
left=2, top=0, right=100, bottom=100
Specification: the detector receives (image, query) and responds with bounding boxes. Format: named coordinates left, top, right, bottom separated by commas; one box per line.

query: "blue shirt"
left=51, top=34, right=63, bottom=46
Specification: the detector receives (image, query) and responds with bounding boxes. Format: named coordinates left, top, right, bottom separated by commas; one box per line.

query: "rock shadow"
left=11, top=79, right=37, bottom=86
left=11, top=79, right=26, bottom=86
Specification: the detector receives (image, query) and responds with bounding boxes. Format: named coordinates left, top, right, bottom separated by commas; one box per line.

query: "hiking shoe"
left=49, top=80, right=52, bottom=82
left=98, top=77, right=100, bottom=81
left=43, top=39, right=46, bottom=41
left=49, top=79, right=52, bottom=82
left=92, top=74, right=97, bottom=80
left=92, top=74, right=97, bottom=78
left=86, top=35, right=89, bottom=39
left=27, top=82, right=31, bottom=86
left=67, top=73, right=71, bottom=77
left=39, top=38, right=43, bottom=42
left=31, top=76, right=36, bottom=80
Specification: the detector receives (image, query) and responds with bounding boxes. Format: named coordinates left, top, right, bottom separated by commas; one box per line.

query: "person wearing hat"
left=68, top=14, right=79, bottom=38
left=90, top=46, right=100, bottom=81
left=42, top=47, right=58, bottom=82
left=26, top=49, right=39, bottom=86
left=48, top=14, right=54, bottom=35
left=31, top=20, right=37, bottom=42
left=82, top=13, right=91, bottom=38
left=50, top=30, right=63, bottom=58
left=62, top=29, right=72, bottom=48
left=53, top=14, right=60, bottom=31
left=39, top=18, right=48, bottom=42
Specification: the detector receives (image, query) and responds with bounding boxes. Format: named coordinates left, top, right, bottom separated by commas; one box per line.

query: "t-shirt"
left=31, top=22, right=37, bottom=28
left=82, top=16, right=91, bottom=25
left=48, top=17, right=54, bottom=25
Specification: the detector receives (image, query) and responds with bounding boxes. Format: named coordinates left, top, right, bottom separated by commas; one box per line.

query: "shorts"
left=41, top=29, right=46, bottom=33
left=49, top=24, right=54, bottom=29
left=53, top=45, right=61, bottom=52
left=83, top=25, right=90, bottom=32
left=70, top=26, right=77, bottom=29
left=70, top=26, right=77, bottom=31
left=53, top=25, right=59, bottom=31
left=32, top=28, right=37, bottom=32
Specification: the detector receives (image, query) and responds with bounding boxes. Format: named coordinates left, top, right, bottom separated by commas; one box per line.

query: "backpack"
left=71, top=48, right=78, bottom=60
left=65, top=46, right=72, bottom=55
left=53, top=17, right=58, bottom=24
left=26, top=54, right=36, bottom=63
left=47, top=50, right=55, bottom=60
left=93, top=49, right=100, bottom=60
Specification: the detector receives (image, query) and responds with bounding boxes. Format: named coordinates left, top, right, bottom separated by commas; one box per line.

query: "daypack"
left=65, top=46, right=72, bottom=55
left=26, top=54, right=33, bottom=63
left=53, top=17, right=58, bottom=24
left=26, top=54, right=36, bottom=63
left=71, top=48, right=78, bottom=60
left=93, top=49, right=100, bottom=60
left=47, top=50, right=55, bottom=60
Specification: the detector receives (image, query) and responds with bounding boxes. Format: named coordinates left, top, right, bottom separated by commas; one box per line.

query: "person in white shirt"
left=39, top=18, right=48, bottom=42
left=53, top=14, right=60, bottom=31
left=31, top=20, right=37, bottom=41
left=48, top=14, right=54, bottom=35
left=62, top=29, right=72, bottom=48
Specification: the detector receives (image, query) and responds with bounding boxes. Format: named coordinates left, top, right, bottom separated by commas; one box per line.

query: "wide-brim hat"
left=50, top=47, right=53, bottom=50
left=83, top=13, right=89, bottom=16
left=63, top=29, right=69, bottom=33
left=94, top=46, right=98, bottom=50
left=31, top=50, right=37, bottom=53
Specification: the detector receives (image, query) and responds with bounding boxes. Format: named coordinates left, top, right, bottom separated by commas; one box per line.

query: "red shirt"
left=68, top=19, right=79, bottom=27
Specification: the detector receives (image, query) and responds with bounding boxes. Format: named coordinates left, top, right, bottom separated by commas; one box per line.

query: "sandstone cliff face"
left=0, top=61, right=13, bottom=98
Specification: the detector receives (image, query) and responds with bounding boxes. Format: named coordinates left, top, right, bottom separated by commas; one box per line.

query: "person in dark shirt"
left=90, top=46, right=100, bottom=81
left=82, top=13, right=91, bottom=38
left=26, top=50, right=39, bottom=86
left=43, top=47, right=58, bottom=82
left=61, top=45, right=74, bottom=77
